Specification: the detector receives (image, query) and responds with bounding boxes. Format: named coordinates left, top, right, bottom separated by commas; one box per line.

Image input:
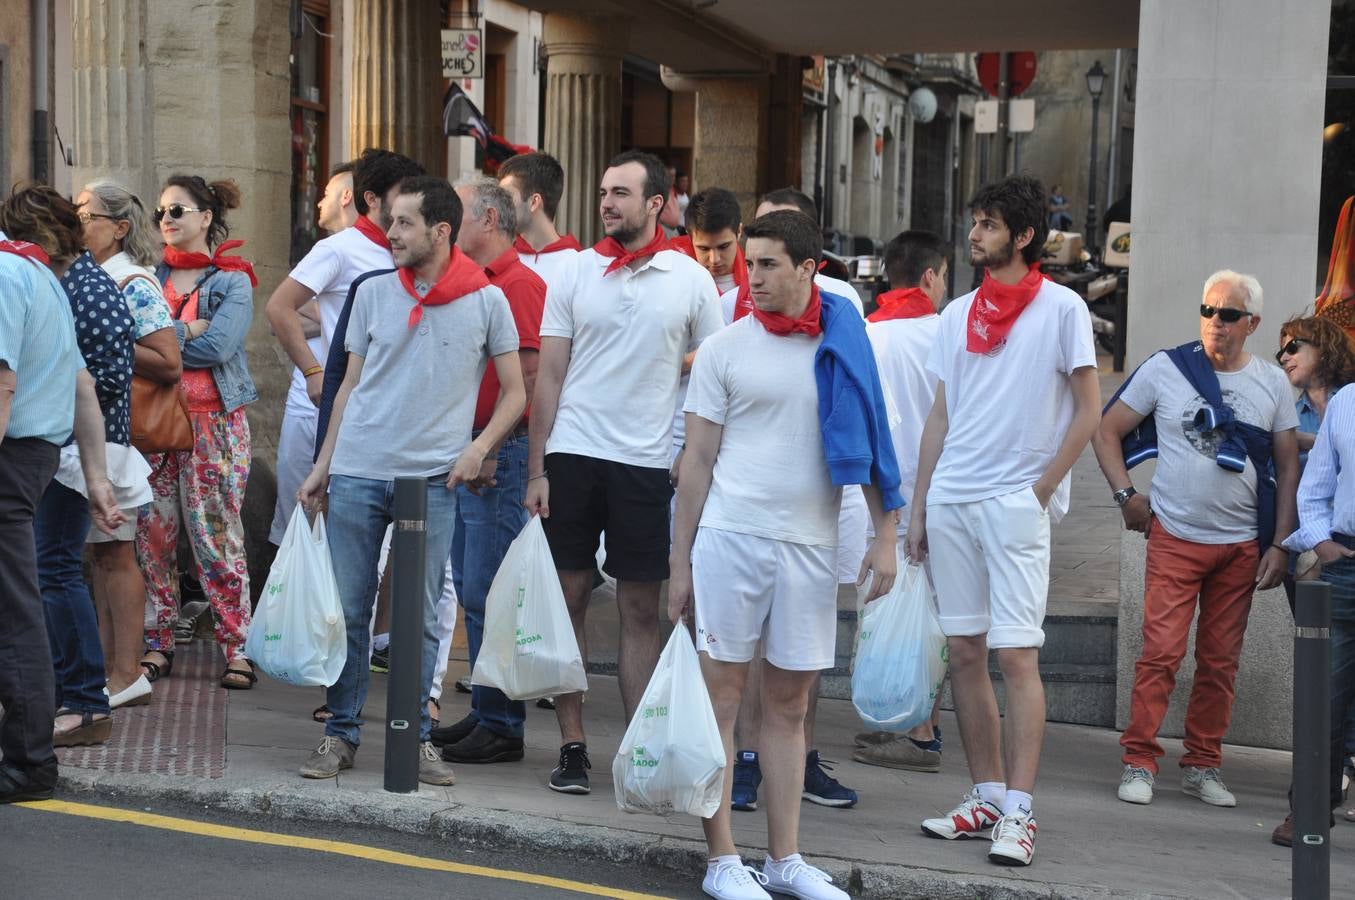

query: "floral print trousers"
left=137, top=409, right=252, bottom=661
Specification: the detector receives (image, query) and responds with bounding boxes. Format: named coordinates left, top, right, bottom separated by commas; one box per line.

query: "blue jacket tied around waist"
left=1106, top=341, right=1277, bottom=547
left=815, top=291, right=905, bottom=512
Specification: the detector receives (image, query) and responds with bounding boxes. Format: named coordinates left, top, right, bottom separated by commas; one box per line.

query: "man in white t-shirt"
left=265, top=150, right=420, bottom=538
left=670, top=210, right=898, bottom=900
left=297, top=176, right=525, bottom=787
left=854, top=229, right=951, bottom=774
left=525, top=150, right=722, bottom=796
left=1095, top=270, right=1298, bottom=809
left=908, top=176, right=1101, bottom=867
left=498, top=152, right=582, bottom=298
left=726, top=187, right=868, bottom=813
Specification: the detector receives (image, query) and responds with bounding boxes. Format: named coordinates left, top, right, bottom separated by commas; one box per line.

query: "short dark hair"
left=969, top=175, right=1047, bottom=266
left=331, top=160, right=355, bottom=177
left=685, top=188, right=742, bottom=236
left=498, top=152, right=565, bottom=220
left=758, top=187, right=817, bottom=220
left=396, top=176, right=463, bottom=241
left=162, top=174, right=242, bottom=248
left=352, top=148, right=425, bottom=215
left=743, top=210, right=822, bottom=268
left=884, top=230, right=950, bottom=288
left=607, top=150, right=670, bottom=206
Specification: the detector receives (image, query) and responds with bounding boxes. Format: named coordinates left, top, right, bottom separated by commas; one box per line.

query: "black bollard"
left=384, top=477, right=427, bottom=793
left=1293, top=579, right=1332, bottom=900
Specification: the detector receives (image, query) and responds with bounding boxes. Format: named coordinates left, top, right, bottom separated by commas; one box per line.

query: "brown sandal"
left=53, top=708, right=112, bottom=747
left=220, top=659, right=257, bottom=690
left=139, top=650, right=174, bottom=682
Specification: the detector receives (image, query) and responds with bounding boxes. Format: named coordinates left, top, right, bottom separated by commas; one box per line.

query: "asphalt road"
left=0, top=797, right=705, bottom=899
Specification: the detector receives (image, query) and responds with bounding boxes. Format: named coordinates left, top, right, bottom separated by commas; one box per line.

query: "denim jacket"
left=155, top=264, right=258, bottom=412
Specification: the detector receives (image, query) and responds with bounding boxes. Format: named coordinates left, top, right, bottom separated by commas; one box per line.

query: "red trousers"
left=1120, top=524, right=1258, bottom=774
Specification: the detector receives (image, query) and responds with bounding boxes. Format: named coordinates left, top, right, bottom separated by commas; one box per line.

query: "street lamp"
left=1084, top=60, right=1107, bottom=258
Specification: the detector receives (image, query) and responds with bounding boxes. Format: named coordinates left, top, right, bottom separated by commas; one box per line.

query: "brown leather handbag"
left=120, top=273, right=193, bottom=453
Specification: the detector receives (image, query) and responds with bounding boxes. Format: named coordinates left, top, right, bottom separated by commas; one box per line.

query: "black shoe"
left=369, top=646, right=389, bottom=674
left=429, top=713, right=477, bottom=748
left=549, top=741, right=591, bottom=794
left=442, top=725, right=525, bottom=764
left=0, top=763, right=57, bottom=804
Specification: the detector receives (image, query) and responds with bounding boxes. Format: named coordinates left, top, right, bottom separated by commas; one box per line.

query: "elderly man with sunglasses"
left=1093, top=269, right=1299, bottom=808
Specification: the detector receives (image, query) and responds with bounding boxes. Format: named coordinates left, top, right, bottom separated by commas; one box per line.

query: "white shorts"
left=270, top=407, right=318, bottom=545
left=835, top=485, right=867, bottom=584
left=926, top=488, right=1050, bottom=649
left=691, top=526, right=838, bottom=671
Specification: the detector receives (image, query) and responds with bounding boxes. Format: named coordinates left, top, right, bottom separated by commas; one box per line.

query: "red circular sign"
left=976, top=52, right=1037, bottom=98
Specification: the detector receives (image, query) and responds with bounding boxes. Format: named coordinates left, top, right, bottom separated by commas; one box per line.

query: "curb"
left=57, top=770, right=1178, bottom=900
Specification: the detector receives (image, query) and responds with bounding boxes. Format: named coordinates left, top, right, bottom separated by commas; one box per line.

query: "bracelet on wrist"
left=303, top=364, right=324, bottom=377
left=1271, top=543, right=1288, bottom=553
left=528, top=471, right=548, bottom=482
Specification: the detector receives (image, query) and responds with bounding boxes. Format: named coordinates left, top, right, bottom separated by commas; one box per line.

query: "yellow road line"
left=17, top=799, right=671, bottom=899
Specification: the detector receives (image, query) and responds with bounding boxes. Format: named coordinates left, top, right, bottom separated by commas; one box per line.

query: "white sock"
left=372, top=633, right=390, bottom=651
left=1004, top=789, right=1033, bottom=817
left=975, top=781, right=1006, bottom=807
left=708, top=854, right=742, bottom=869
left=765, top=853, right=803, bottom=869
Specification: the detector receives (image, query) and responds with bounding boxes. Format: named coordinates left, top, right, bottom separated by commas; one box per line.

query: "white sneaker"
left=761, top=855, right=847, bottom=900
left=920, top=786, right=1003, bottom=839
left=1117, top=765, right=1155, bottom=804
left=703, top=858, right=771, bottom=900
left=1182, top=766, right=1236, bottom=807
left=988, top=812, right=1038, bottom=866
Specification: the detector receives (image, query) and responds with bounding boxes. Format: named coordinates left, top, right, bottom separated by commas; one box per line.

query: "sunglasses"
left=1275, top=338, right=1310, bottom=363
left=1199, top=303, right=1251, bottom=324
left=154, top=203, right=206, bottom=223
left=77, top=211, right=119, bottom=225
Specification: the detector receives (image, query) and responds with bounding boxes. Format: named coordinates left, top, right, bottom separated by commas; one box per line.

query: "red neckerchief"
left=867, top=287, right=935, bottom=323
left=397, top=247, right=490, bottom=329
left=671, top=235, right=751, bottom=320
left=753, top=282, right=822, bottom=338
left=967, top=265, right=1044, bottom=354
left=354, top=215, right=391, bottom=250
left=513, top=234, right=581, bottom=257
left=593, top=226, right=669, bottom=276
left=162, top=239, right=259, bottom=287
left=0, top=239, right=50, bottom=266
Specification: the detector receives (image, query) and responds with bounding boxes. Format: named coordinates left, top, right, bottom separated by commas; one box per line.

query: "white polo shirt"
left=542, top=247, right=723, bottom=469
left=517, top=243, right=580, bottom=313
left=290, top=224, right=395, bottom=349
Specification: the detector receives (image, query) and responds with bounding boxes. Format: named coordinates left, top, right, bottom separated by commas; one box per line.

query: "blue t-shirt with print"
left=59, top=252, right=135, bottom=444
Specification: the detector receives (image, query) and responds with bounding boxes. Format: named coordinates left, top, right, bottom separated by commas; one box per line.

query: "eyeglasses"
left=153, top=204, right=206, bottom=223
left=1199, top=303, right=1252, bottom=324
left=1275, top=338, right=1310, bottom=363
left=76, top=211, right=118, bottom=225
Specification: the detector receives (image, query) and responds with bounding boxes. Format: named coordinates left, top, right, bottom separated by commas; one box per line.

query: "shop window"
left=289, top=0, right=331, bottom=266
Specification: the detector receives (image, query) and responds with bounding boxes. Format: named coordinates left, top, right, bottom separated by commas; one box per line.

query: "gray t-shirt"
left=1119, top=352, right=1298, bottom=544
left=330, top=271, right=518, bottom=479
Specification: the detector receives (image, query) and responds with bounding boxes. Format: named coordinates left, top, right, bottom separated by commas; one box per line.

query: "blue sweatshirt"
left=815, top=291, right=905, bottom=511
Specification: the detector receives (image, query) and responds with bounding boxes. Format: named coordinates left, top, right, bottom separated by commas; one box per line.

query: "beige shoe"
left=853, top=731, right=896, bottom=748
left=853, top=736, right=941, bottom=772
left=418, top=741, right=456, bottom=786
left=299, top=735, right=356, bottom=779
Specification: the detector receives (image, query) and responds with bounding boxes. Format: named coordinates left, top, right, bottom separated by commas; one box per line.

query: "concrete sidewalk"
left=54, top=639, right=1354, bottom=899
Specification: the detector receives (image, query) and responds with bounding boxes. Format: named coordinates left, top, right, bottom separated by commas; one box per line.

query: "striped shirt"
left=0, top=249, right=84, bottom=444
left=1284, top=388, right=1355, bottom=551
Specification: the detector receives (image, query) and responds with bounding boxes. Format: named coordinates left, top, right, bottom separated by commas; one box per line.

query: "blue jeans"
left=1325, top=552, right=1355, bottom=809
left=324, top=474, right=457, bottom=747
left=451, top=433, right=529, bottom=738
left=35, top=480, right=109, bottom=716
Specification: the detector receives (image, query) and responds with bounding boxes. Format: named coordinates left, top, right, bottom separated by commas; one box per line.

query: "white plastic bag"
left=471, top=515, right=588, bottom=700
left=244, top=504, right=346, bottom=687
left=852, top=564, right=948, bottom=732
left=613, top=627, right=726, bottom=818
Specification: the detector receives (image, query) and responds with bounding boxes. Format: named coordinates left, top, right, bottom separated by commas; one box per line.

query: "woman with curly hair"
left=0, top=184, right=137, bottom=746
left=137, top=175, right=258, bottom=690
left=76, top=180, right=183, bottom=709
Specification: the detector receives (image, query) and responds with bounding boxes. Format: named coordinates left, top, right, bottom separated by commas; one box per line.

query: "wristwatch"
left=1112, top=486, right=1137, bottom=506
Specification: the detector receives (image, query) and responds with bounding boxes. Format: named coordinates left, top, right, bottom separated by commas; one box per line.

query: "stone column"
left=692, top=79, right=762, bottom=220
left=350, top=0, right=443, bottom=173
left=1115, top=0, right=1330, bottom=751
left=543, top=14, right=626, bottom=243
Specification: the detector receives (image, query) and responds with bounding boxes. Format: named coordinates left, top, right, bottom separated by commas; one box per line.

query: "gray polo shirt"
left=331, top=270, right=518, bottom=480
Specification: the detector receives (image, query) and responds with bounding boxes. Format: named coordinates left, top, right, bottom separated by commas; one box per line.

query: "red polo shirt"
left=474, top=246, right=546, bottom=430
